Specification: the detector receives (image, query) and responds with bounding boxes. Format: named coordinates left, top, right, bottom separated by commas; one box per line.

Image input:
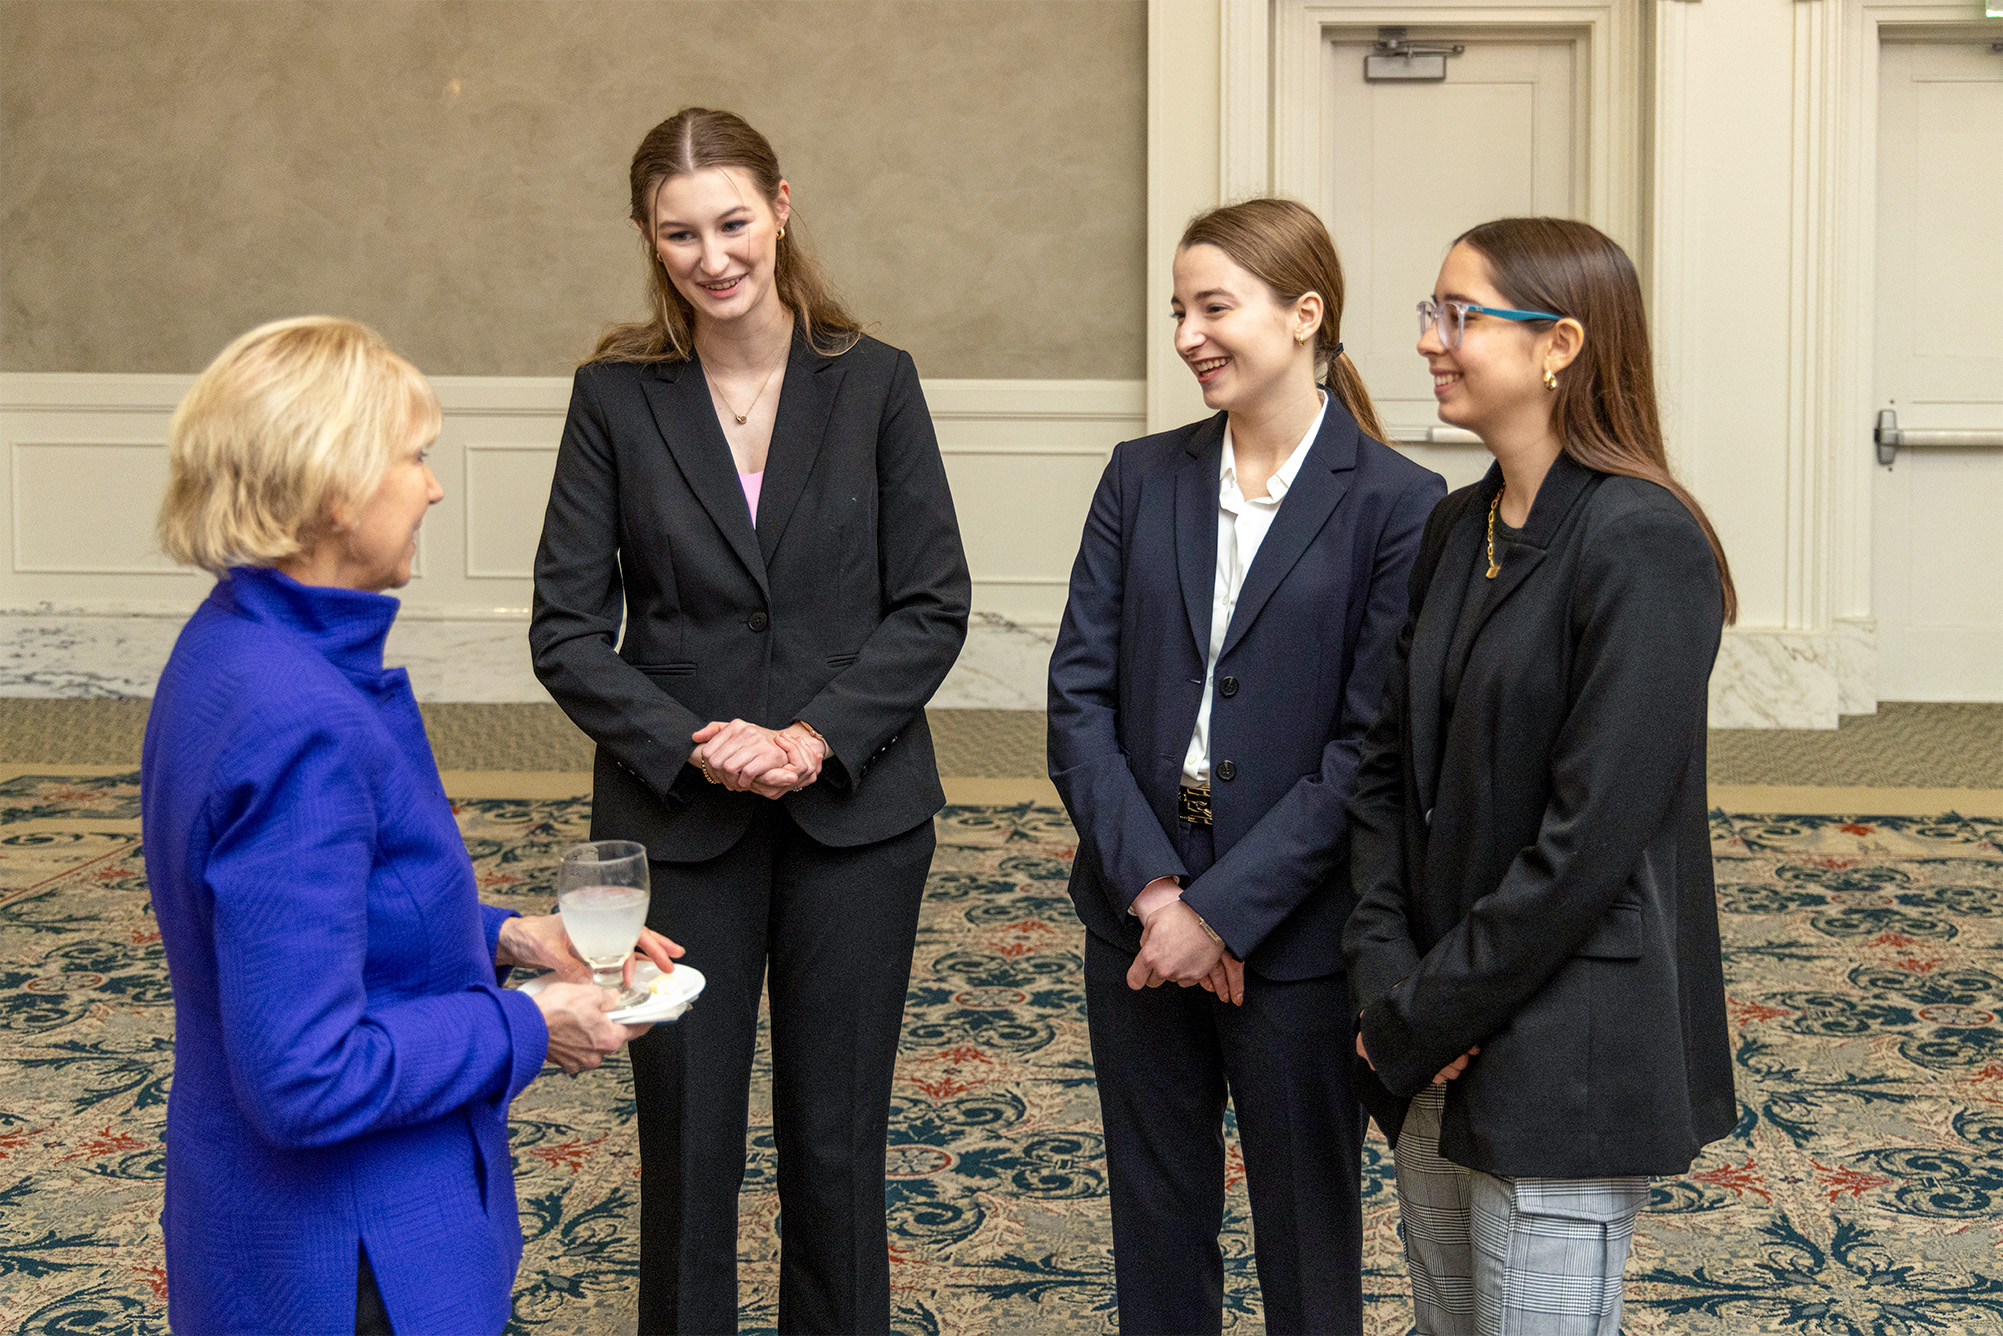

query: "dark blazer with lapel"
left=530, top=332, right=970, bottom=860
left=1048, top=400, right=1445, bottom=980
left=1343, top=453, right=1737, bottom=1179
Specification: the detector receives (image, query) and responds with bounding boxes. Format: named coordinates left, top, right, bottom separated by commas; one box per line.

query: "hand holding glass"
left=556, top=840, right=651, bottom=1008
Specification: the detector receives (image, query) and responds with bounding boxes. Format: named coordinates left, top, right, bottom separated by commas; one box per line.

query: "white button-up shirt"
left=1181, top=394, right=1328, bottom=786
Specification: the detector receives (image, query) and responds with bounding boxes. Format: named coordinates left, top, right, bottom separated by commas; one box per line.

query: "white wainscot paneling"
left=463, top=444, right=558, bottom=581
left=0, top=373, right=1140, bottom=706
left=930, top=379, right=1145, bottom=629
left=12, top=441, right=186, bottom=574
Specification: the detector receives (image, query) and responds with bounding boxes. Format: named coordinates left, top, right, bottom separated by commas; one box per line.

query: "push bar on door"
left=1875, top=409, right=2003, bottom=466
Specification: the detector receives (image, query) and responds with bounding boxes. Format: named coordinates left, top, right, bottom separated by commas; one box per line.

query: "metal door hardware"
left=1365, top=27, right=1467, bottom=82
left=1875, top=408, right=2003, bottom=466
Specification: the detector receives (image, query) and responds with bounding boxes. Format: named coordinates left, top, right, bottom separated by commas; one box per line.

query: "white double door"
left=1873, top=39, right=2003, bottom=701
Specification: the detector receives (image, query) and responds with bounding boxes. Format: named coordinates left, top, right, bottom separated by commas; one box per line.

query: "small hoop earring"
left=1543, top=367, right=1559, bottom=391
left=1295, top=332, right=1308, bottom=347
left=776, top=226, right=786, bottom=240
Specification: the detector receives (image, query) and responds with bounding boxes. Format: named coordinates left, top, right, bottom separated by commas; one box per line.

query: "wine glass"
left=556, top=840, right=651, bottom=1008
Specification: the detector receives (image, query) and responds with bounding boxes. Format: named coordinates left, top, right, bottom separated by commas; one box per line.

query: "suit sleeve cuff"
left=480, top=904, right=519, bottom=985
left=1129, top=878, right=1183, bottom=922
left=488, top=984, right=551, bottom=1100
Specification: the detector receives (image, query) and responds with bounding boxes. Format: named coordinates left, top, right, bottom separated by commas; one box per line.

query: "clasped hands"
left=1126, top=879, right=1246, bottom=1007
left=496, top=912, right=685, bottom=1075
left=1355, top=1030, right=1481, bottom=1087
left=690, top=719, right=827, bottom=798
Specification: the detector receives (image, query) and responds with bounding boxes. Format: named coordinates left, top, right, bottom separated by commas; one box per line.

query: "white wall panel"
left=0, top=374, right=1142, bottom=629
left=11, top=442, right=183, bottom=574
left=463, top=445, right=559, bottom=582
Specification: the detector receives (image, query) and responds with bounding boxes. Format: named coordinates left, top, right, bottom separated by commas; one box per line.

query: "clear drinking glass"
left=556, top=840, right=651, bottom=1008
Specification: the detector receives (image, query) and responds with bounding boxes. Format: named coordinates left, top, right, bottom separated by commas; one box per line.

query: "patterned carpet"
left=1, top=774, right=2000, bottom=1335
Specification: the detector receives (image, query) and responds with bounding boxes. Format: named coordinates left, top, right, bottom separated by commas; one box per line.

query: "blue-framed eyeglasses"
left=1417, top=298, right=1564, bottom=350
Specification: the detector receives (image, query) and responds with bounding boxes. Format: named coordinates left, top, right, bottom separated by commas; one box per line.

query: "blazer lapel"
left=754, top=333, right=847, bottom=566
left=1216, top=402, right=1357, bottom=661
left=640, top=360, right=768, bottom=597
left=1467, top=451, right=1599, bottom=645
left=1407, top=469, right=1496, bottom=816
left=1174, top=415, right=1227, bottom=660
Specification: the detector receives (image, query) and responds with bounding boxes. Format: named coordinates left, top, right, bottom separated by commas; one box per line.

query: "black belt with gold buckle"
left=1178, top=785, right=1212, bottom=827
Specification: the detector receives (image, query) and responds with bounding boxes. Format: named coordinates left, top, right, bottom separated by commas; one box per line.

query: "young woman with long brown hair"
left=531, top=108, right=969, bottom=1334
left=1344, top=217, right=1738, bottom=1335
left=1049, top=198, right=1445, bottom=1333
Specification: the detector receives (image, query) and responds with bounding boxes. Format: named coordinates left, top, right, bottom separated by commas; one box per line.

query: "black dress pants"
left=628, top=805, right=934, bottom=1336
left=1084, top=819, right=1365, bottom=1336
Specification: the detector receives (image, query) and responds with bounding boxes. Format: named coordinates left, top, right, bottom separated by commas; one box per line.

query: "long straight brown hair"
left=1456, top=217, right=1738, bottom=623
left=589, top=107, right=862, bottom=364
left=1179, top=198, right=1385, bottom=442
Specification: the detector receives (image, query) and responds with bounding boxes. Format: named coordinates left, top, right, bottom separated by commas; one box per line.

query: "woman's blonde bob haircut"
left=158, top=316, right=440, bottom=575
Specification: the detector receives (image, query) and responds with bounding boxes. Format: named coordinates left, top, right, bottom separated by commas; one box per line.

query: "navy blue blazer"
left=1048, top=400, right=1445, bottom=980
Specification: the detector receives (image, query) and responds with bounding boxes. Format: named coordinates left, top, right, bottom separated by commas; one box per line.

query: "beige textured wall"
left=0, top=0, right=1146, bottom=378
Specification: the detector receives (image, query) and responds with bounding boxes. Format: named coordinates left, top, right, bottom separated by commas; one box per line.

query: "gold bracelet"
left=791, top=719, right=829, bottom=758
left=1191, top=910, right=1225, bottom=949
left=695, top=754, right=723, bottom=785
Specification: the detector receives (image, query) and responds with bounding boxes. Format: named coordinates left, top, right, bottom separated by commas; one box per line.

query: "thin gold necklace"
left=706, top=356, right=784, bottom=426
left=1485, top=487, right=1504, bottom=579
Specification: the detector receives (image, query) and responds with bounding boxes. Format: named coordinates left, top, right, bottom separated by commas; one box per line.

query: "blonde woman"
left=144, top=317, right=678, bottom=1336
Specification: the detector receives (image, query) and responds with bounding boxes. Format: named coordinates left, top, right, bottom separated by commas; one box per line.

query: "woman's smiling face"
left=337, top=430, right=442, bottom=592
left=1421, top=241, right=1559, bottom=435
left=1171, top=243, right=1319, bottom=414
left=645, top=166, right=791, bottom=329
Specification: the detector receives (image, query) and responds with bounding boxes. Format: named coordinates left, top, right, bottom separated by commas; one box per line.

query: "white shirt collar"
left=1220, top=391, right=1328, bottom=504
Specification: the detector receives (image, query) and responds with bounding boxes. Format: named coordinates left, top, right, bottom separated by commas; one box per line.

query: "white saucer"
left=517, top=961, right=706, bottom=1025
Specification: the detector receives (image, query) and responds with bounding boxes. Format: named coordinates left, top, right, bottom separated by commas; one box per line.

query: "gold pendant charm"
left=1485, top=561, right=1500, bottom=579
left=734, top=413, right=748, bottom=424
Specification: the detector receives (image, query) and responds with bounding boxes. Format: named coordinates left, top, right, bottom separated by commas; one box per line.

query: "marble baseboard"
left=0, top=610, right=1056, bottom=709
left=1709, top=620, right=1878, bottom=730
left=0, top=609, right=1876, bottom=729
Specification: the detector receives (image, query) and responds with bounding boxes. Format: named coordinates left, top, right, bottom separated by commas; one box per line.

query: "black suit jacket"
left=530, top=332, right=970, bottom=860
left=1048, top=401, right=1445, bottom=980
left=1343, top=453, right=1737, bottom=1178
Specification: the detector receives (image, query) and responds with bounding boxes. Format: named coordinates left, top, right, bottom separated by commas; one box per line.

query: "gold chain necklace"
left=1485, top=486, right=1504, bottom=579
left=706, top=357, right=784, bottom=426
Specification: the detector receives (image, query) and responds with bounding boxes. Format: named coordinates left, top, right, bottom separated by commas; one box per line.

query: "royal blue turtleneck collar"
left=212, top=565, right=400, bottom=685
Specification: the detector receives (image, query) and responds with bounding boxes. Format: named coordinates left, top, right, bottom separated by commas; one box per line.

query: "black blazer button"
left=747, top=611, right=769, bottom=632
left=1216, top=759, right=1237, bottom=782
left=1218, top=675, right=1239, bottom=698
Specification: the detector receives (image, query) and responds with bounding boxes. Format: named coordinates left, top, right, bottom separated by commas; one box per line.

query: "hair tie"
left=1333, top=342, right=1344, bottom=357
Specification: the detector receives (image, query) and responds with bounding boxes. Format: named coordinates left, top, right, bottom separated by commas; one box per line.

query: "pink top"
left=738, top=469, right=764, bottom=523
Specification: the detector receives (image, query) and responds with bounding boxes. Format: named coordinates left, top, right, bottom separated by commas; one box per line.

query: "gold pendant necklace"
left=1485, top=487, right=1504, bottom=579
left=709, top=357, right=784, bottom=426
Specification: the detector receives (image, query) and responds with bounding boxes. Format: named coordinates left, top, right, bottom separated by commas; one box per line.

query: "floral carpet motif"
left=0, top=772, right=1998, bottom=1334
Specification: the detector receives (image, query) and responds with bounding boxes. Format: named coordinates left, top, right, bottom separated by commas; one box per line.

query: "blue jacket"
left=1049, top=402, right=1444, bottom=979
left=141, top=567, right=549, bottom=1336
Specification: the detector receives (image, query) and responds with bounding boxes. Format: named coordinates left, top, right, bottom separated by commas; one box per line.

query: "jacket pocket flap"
left=1576, top=902, right=1643, bottom=960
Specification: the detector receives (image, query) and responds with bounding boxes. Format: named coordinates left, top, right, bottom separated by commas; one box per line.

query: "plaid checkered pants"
left=1392, top=1084, right=1648, bottom=1336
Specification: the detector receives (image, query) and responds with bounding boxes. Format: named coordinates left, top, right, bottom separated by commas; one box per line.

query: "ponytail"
left=1180, top=198, right=1385, bottom=442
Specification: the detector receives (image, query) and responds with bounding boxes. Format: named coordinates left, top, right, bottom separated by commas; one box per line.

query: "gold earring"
left=1543, top=367, right=1559, bottom=391
left=776, top=226, right=786, bottom=240
left=1295, top=332, right=1308, bottom=347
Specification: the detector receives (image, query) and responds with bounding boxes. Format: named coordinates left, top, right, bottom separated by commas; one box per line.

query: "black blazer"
left=1049, top=401, right=1444, bottom=980
left=1343, top=452, right=1736, bottom=1179
left=530, top=332, right=970, bottom=861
